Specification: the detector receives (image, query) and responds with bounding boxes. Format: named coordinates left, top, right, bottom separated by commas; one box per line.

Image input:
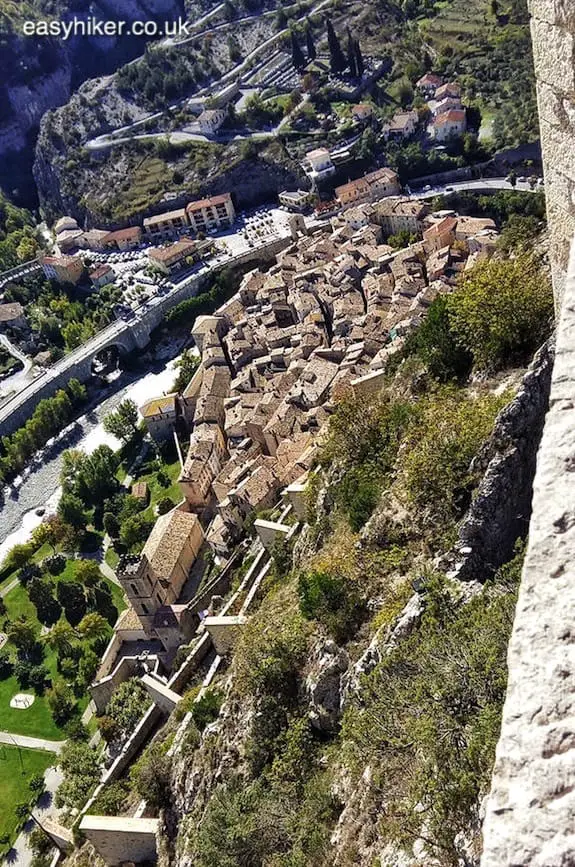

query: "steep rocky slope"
left=152, top=342, right=553, bottom=867
left=0, top=0, right=185, bottom=200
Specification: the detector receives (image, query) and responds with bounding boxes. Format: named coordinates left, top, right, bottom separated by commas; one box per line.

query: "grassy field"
left=0, top=745, right=54, bottom=851
left=0, top=564, right=126, bottom=739
left=137, top=456, right=184, bottom=520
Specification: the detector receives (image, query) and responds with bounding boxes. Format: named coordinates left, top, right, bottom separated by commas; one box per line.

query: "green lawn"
left=0, top=562, right=126, bottom=738
left=105, top=547, right=120, bottom=571
left=136, top=457, right=184, bottom=519
left=0, top=675, right=63, bottom=740
left=0, top=745, right=54, bottom=854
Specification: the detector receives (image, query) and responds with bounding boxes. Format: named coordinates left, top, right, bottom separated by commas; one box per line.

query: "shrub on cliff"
left=402, top=294, right=473, bottom=382
left=446, top=254, right=553, bottom=369
left=298, top=569, right=365, bottom=643
left=132, top=744, right=172, bottom=810
left=342, top=553, right=522, bottom=864
left=398, top=387, right=508, bottom=542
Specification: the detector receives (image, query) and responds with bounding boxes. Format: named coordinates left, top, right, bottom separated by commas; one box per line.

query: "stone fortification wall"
left=480, top=244, right=575, bottom=864
left=480, top=7, right=575, bottom=863
left=529, top=0, right=575, bottom=301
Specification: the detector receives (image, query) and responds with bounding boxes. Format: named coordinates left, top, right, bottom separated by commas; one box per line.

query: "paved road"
left=85, top=0, right=334, bottom=153
left=408, top=177, right=542, bottom=199
left=0, top=335, right=35, bottom=400
left=6, top=766, right=63, bottom=867
left=0, top=732, right=65, bottom=753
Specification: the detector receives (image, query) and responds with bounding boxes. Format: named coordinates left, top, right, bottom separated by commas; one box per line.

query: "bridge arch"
left=90, top=338, right=135, bottom=376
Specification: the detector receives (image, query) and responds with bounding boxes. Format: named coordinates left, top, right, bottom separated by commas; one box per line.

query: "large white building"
left=186, top=193, right=235, bottom=233
left=302, top=148, right=336, bottom=181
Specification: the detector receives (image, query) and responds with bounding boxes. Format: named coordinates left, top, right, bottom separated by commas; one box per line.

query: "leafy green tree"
left=88, top=580, right=118, bottom=626
left=75, top=560, right=102, bottom=587
left=7, top=617, right=36, bottom=652
left=0, top=650, right=13, bottom=679
left=103, top=512, right=120, bottom=538
left=190, top=689, right=223, bottom=731
left=120, top=513, right=154, bottom=550
left=103, top=399, right=140, bottom=444
left=347, top=27, right=357, bottom=77
left=497, top=214, right=541, bottom=254
left=354, top=39, right=364, bottom=77
left=57, top=581, right=87, bottom=627
left=131, top=744, right=172, bottom=810
left=44, top=621, right=76, bottom=657
left=32, top=516, right=66, bottom=553
left=305, top=21, right=316, bottom=60
left=58, top=493, right=88, bottom=531
left=28, top=664, right=49, bottom=694
left=290, top=31, right=306, bottom=70
left=157, top=496, right=175, bottom=515
left=2, top=542, right=35, bottom=573
left=56, top=742, right=100, bottom=808
left=77, top=612, right=109, bottom=641
left=106, top=678, right=152, bottom=741
left=173, top=350, right=200, bottom=393
left=67, top=378, right=87, bottom=406
left=403, top=295, right=473, bottom=382
left=358, top=127, right=377, bottom=162
left=47, top=679, right=77, bottom=727
left=447, top=254, right=554, bottom=368
left=28, top=577, right=62, bottom=627
left=68, top=446, right=119, bottom=507
left=77, top=648, right=100, bottom=689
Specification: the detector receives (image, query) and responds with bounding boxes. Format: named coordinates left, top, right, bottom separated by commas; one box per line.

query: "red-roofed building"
left=435, top=82, right=462, bottom=101
left=416, top=73, right=443, bottom=95
left=423, top=215, right=458, bottom=251
left=186, top=193, right=235, bottom=234
left=89, top=264, right=115, bottom=290
left=432, top=109, right=467, bottom=142
left=104, top=226, right=142, bottom=250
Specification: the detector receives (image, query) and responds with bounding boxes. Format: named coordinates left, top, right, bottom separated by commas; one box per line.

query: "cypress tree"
left=290, top=31, right=306, bottom=70
left=347, top=27, right=357, bottom=78
left=355, top=39, right=365, bottom=78
left=326, top=17, right=346, bottom=74
left=305, top=20, right=316, bottom=60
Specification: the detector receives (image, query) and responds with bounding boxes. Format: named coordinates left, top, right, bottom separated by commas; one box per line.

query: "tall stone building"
left=530, top=0, right=575, bottom=300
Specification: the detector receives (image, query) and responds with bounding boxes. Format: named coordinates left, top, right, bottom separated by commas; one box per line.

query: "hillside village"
left=0, top=0, right=552, bottom=863
left=89, top=192, right=498, bottom=704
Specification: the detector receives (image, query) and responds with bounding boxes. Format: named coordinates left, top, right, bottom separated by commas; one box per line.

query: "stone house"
left=139, top=394, right=179, bottom=441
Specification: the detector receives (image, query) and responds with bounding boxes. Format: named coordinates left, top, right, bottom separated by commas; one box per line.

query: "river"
left=0, top=341, right=185, bottom=564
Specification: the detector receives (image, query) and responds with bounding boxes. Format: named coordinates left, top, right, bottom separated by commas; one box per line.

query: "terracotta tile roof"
left=142, top=510, right=202, bottom=578
left=434, top=109, right=466, bottom=126
left=148, top=240, right=196, bottom=263
left=105, top=226, right=142, bottom=241
left=140, top=394, right=177, bottom=417
left=186, top=193, right=232, bottom=213
left=143, top=208, right=187, bottom=226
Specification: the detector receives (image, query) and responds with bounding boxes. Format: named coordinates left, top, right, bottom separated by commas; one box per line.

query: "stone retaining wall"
left=529, top=0, right=575, bottom=302
left=480, top=241, right=575, bottom=865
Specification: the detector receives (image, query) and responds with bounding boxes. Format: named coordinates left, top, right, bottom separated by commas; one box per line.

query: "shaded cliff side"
left=0, top=0, right=185, bottom=203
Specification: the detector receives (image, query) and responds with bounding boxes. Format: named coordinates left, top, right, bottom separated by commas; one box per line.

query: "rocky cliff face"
left=441, top=340, right=554, bottom=582
left=0, top=0, right=184, bottom=199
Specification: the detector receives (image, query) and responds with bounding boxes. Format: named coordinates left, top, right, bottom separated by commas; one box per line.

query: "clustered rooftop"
left=162, top=197, right=498, bottom=555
